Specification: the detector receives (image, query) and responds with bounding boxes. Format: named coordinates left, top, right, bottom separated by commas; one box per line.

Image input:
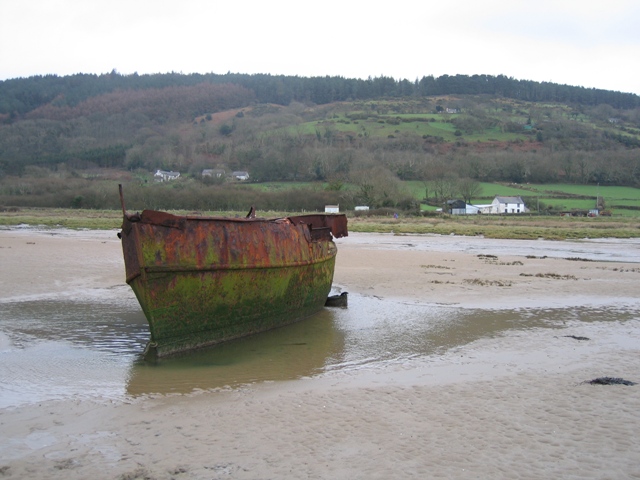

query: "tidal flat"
left=1, top=229, right=639, bottom=479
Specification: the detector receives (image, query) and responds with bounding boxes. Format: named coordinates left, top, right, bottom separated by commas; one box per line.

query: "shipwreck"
left=118, top=185, right=348, bottom=357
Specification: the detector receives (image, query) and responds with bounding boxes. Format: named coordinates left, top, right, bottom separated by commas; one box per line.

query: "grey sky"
left=1, top=0, right=638, bottom=94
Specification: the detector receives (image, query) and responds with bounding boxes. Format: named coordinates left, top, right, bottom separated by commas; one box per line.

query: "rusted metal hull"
left=119, top=203, right=348, bottom=357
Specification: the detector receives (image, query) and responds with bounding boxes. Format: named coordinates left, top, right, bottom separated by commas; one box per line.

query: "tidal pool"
left=1, top=289, right=637, bottom=409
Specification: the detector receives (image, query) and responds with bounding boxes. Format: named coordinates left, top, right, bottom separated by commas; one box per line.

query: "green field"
left=476, top=183, right=640, bottom=216
left=222, top=180, right=640, bottom=217
left=288, top=112, right=529, bottom=143
left=403, top=181, right=640, bottom=216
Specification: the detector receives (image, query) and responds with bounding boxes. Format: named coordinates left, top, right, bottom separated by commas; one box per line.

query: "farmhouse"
left=154, top=170, right=180, bottom=182
left=443, top=196, right=528, bottom=215
left=490, top=196, right=528, bottom=214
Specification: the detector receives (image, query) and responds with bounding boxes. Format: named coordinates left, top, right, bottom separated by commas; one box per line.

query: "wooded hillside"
left=0, top=72, right=639, bottom=211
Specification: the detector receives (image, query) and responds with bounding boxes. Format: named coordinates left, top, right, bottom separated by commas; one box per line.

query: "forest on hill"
left=0, top=72, right=639, bottom=211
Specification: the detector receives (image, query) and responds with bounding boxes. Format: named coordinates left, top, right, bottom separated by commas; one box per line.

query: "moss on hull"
left=131, top=257, right=336, bottom=356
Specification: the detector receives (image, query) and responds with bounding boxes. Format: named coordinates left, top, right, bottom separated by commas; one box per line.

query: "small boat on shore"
left=117, top=186, right=348, bottom=358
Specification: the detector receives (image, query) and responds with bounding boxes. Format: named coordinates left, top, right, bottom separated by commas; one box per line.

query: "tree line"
left=2, top=72, right=639, bottom=119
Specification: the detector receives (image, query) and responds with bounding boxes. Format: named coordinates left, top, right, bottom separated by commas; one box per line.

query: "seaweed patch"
left=584, top=377, right=636, bottom=386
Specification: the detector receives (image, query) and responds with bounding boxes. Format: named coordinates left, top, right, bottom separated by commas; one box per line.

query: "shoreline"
left=1, top=229, right=639, bottom=479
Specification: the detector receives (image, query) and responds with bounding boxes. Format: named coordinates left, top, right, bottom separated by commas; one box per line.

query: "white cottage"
left=154, top=170, right=180, bottom=182
left=490, top=196, right=528, bottom=214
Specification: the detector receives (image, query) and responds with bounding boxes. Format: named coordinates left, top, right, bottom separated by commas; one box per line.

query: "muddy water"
left=1, top=288, right=638, bottom=408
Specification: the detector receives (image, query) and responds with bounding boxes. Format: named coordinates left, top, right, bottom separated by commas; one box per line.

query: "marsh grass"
left=1, top=208, right=639, bottom=239
left=0, top=208, right=124, bottom=230
left=348, top=214, right=640, bottom=240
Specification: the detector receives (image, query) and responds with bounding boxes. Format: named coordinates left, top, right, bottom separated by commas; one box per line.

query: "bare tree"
left=431, top=174, right=459, bottom=205
left=350, top=166, right=409, bottom=208
left=457, top=177, right=482, bottom=204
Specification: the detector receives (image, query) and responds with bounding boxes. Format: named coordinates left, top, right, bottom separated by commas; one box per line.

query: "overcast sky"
left=1, top=0, right=639, bottom=94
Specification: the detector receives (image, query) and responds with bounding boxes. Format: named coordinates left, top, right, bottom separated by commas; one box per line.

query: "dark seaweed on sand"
left=564, top=335, right=590, bottom=341
left=585, top=377, right=636, bottom=386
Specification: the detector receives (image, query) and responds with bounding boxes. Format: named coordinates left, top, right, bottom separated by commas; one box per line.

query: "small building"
left=490, top=196, right=528, bottom=214
left=202, top=168, right=225, bottom=178
left=232, top=171, right=250, bottom=181
left=355, top=206, right=369, bottom=211
left=325, top=205, right=340, bottom=213
left=444, top=200, right=486, bottom=215
left=446, top=199, right=467, bottom=215
left=154, top=170, right=180, bottom=182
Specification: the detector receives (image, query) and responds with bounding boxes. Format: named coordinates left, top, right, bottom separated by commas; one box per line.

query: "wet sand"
left=1, top=229, right=639, bottom=479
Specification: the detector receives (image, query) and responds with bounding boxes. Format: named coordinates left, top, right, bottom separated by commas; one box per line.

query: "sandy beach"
left=1, top=228, right=639, bottom=479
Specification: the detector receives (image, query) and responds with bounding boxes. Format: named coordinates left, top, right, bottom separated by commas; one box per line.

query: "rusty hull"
left=119, top=206, right=348, bottom=357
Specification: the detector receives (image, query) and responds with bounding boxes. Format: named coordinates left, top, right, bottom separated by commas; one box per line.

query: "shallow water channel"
left=1, top=287, right=638, bottom=409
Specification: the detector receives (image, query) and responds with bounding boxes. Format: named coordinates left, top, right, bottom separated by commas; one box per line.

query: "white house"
left=490, top=196, right=528, bottom=214
left=232, top=171, right=250, bottom=181
left=325, top=205, right=340, bottom=213
left=448, top=196, right=528, bottom=215
left=154, top=170, right=180, bottom=182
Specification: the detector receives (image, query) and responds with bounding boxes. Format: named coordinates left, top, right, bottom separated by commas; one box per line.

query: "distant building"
left=443, top=196, right=528, bottom=215
left=490, top=196, right=528, bottom=214
left=325, top=205, right=340, bottom=213
left=154, top=170, right=180, bottom=182
left=446, top=199, right=467, bottom=215
left=232, top=171, right=250, bottom=181
left=445, top=200, right=485, bottom=215
left=355, top=206, right=369, bottom=211
left=202, top=168, right=225, bottom=178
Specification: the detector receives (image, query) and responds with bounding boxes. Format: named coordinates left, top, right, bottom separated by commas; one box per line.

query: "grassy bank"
left=2, top=208, right=639, bottom=240
left=348, top=214, right=640, bottom=240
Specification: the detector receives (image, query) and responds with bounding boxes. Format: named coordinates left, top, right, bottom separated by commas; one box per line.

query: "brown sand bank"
left=0, top=229, right=639, bottom=479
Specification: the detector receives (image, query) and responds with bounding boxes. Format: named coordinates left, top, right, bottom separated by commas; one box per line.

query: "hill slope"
left=0, top=73, right=639, bottom=207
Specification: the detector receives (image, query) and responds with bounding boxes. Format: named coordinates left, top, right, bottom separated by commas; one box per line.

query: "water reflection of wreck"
left=125, top=308, right=345, bottom=396
left=118, top=185, right=348, bottom=358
